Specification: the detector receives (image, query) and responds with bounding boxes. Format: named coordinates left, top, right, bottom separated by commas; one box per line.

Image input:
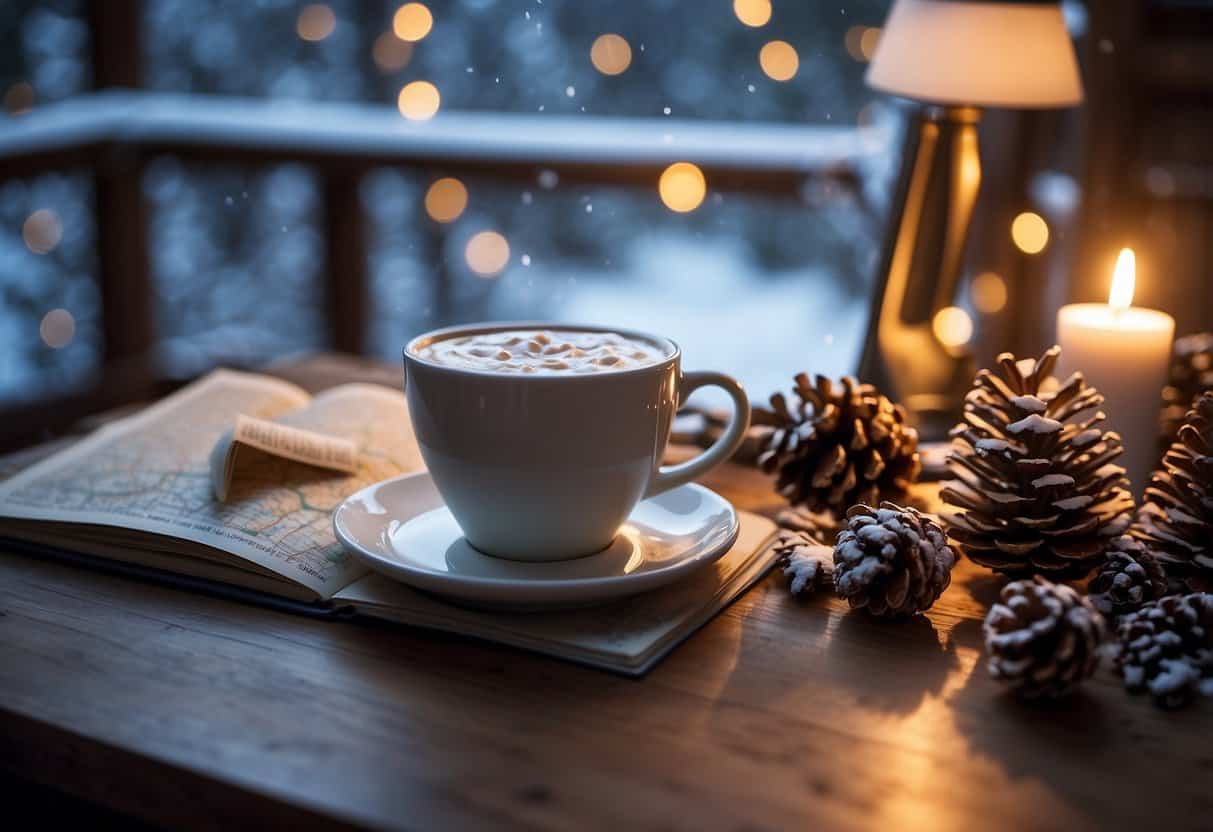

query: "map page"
left=0, top=370, right=423, bottom=600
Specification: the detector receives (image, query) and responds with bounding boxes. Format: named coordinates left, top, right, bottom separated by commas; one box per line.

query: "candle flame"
left=1109, top=247, right=1135, bottom=310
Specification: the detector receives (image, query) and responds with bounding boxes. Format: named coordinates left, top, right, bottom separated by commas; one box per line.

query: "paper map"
left=0, top=371, right=423, bottom=598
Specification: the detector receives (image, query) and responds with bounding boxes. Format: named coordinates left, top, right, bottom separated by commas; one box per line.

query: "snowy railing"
left=0, top=90, right=871, bottom=449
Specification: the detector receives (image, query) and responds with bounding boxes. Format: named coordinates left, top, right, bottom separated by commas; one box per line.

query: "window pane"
left=141, top=1, right=893, bottom=124
left=0, top=172, right=100, bottom=404
left=145, top=160, right=329, bottom=375
left=1, top=1, right=900, bottom=405
left=366, top=162, right=889, bottom=399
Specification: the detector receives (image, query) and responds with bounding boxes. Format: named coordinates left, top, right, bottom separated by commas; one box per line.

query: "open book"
left=0, top=370, right=778, bottom=674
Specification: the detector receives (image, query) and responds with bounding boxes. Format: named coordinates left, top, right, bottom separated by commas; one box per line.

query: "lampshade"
left=866, top=0, right=1083, bottom=108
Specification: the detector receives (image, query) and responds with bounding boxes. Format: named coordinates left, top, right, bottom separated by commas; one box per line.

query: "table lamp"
left=857, top=0, right=1083, bottom=438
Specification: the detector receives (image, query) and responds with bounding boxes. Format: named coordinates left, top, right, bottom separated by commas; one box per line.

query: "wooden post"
left=322, top=172, right=369, bottom=354
left=89, top=0, right=154, bottom=370
left=93, top=152, right=153, bottom=364
left=87, top=0, right=141, bottom=88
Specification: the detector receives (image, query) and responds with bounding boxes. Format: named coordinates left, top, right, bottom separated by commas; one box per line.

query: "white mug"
left=404, top=322, right=750, bottom=561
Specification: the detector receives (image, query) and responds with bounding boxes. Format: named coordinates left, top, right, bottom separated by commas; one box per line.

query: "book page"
left=0, top=371, right=422, bottom=600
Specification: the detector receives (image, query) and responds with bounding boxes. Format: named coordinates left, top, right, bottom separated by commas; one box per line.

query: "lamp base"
left=859, top=105, right=982, bottom=440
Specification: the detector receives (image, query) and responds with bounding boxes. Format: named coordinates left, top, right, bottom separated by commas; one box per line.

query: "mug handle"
left=644, top=371, right=751, bottom=498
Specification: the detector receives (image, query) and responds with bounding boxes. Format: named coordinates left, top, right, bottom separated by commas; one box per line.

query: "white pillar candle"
left=1056, top=249, right=1175, bottom=497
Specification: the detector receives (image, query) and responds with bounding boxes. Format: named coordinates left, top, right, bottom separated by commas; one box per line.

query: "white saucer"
left=333, top=471, right=739, bottom=610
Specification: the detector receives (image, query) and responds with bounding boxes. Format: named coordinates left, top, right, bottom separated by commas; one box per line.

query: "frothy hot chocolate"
left=417, top=328, right=668, bottom=374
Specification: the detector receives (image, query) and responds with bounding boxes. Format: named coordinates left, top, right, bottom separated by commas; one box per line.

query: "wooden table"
left=1, top=355, right=1209, bottom=831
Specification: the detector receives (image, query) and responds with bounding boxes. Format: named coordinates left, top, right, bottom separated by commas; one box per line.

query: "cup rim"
left=403, top=321, right=681, bottom=380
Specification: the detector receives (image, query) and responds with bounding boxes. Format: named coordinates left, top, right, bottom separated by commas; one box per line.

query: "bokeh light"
left=590, top=34, right=632, bottom=76
left=373, top=31, right=414, bottom=72
left=759, top=41, right=799, bottom=82
left=860, top=27, right=881, bottom=60
left=845, top=26, right=881, bottom=62
left=1011, top=211, right=1049, bottom=254
left=932, top=306, right=973, bottom=349
left=659, top=162, right=707, bottom=213
left=393, top=3, right=433, bottom=42
left=39, top=308, right=75, bottom=349
left=296, top=4, right=336, bottom=42
left=424, top=177, right=468, bottom=223
left=465, top=231, right=510, bottom=277
left=733, top=0, right=772, bottom=28
left=971, top=272, right=1008, bottom=315
left=23, top=209, right=62, bottom=254
left=398, top=81, right=440, bottom=120
left=4, top=81, right=34, bottom=115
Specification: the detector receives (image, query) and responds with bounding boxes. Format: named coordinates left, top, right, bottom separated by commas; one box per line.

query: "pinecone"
left=773, top=530, right=833, bottom=597
left=1159, top=332, right=1213, bottom=455
left=832, top=502, right=957, bottom=617
left=941, top=346, right=1134, bottom=579
left=758, top=375, right=921, bottom=518
left=1116, top=592, right=1213, bottom=709
left=1135, top=392, right=1213, bottom=591
left=1087, top=536, right=1168, bottom=618
left=984, top=576, right=1106, bottom=699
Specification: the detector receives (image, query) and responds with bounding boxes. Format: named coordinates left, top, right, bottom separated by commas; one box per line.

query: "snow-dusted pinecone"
left=758, top=375, right=920, bottom=518
left=1135, top=392, right=1213, bottom=591
left=832, top=502, right=957, bottom=618
left=984, top=576, right=1106, bottom=699
left=1087, top=535, right=1168, bottom=618
left=773, top=530, right=833, bottom=597
left=1116, top=592, right=1213, bottom=709
left=1158, top=332, right=1213, bottom=456
left=942, top=346, right=1133, bottom=579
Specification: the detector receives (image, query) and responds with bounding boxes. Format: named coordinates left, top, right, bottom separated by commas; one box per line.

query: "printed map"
left=0, top=371, right=423, bottom=597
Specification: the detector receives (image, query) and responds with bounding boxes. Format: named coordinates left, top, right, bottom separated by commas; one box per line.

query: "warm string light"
left=844, top=26, right=881, bottom=62
left=296, top=4, right=336, bottom=42
left=398, top=81, right=440, bottom=120
left=932, top=305, right=973, bottom=349
left=393, top=3, right=433, bottom=42
left=658, top=162, right=706, bottom=213
left=23, top=209, right=62, bottom=254
left=733, top=0, right=772, bottom=28
left=39, top=308, right=75, bottom=349
left=373, top=32, right=414, bottom=71
left=424, top=178, right=468, bottom=223
left=590, top=34, right=632, bottom=76
left=970, top=272, right=1007, bottom=315
left=1011, top=211, right=1049, bottom=254
left=465, top=231, right=510, bottom=277
left=759, top=40, right=799, bottom=82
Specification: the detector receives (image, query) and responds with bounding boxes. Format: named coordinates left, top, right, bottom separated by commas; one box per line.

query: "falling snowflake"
left=565, top=85, right=575, bottom=97
left=663, top=106, right=671, bottom=115
left=521, top=254, right=531, bottom=266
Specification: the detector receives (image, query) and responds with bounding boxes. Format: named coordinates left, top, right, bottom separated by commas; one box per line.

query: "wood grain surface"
left=0, top=355, right=1209, bottom=831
